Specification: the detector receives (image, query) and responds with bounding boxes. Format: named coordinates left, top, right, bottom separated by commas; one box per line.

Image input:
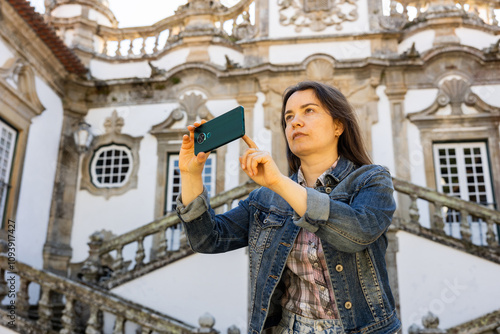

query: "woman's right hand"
left=179, top=120, right=211, bottom=176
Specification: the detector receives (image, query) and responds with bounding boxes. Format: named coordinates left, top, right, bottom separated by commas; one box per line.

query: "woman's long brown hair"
left=281, top=81, right=373, bottom=174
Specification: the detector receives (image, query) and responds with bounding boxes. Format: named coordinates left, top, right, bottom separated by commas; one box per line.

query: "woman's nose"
left=291, top=115, right=303, bottom=128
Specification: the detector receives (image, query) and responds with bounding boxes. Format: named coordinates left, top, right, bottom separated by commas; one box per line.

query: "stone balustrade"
left=392, top=177, right=500, bottom=250
left=0, top=256, right=198, bottom=333
left=387, top=0, right=500, bottom=26
left=91, top=0, right=256, bottom=59
left=79, top=180, right=260, bottom=286
left=79, top=176, right=500, bottom=289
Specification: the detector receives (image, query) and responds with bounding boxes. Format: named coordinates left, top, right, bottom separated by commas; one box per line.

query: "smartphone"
left=194, top=106, right=245, bottom=155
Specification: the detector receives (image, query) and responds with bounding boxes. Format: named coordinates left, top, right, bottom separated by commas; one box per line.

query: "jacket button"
left=325, top=187, right=332, bottom=193
left=335, top=264, right=343, bottom=272
left=345, top=301, right=352, bottom=309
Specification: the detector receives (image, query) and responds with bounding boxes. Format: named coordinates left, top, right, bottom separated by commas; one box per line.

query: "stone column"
left=43, top=108, right=86, bottom=276
left=237, top=94, right=258, bottom=185
left=385, top=70, right=410, bottom=220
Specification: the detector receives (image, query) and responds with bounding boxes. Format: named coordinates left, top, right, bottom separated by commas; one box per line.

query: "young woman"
left=176, top=81, right=401, bottom=334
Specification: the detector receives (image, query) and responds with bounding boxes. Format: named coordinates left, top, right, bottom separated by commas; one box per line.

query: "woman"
left=176, top=81, right=401, bottom=334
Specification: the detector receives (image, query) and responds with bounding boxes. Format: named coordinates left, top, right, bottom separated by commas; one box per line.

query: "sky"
left=28, top=0, right=240, bottom=27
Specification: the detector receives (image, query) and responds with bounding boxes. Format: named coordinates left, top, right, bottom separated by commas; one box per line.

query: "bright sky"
left=28, top=0, right=240, bottom=27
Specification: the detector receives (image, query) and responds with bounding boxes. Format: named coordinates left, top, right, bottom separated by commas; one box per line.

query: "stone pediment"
left=0, top=58, right=45, bottom=116
left=151, top=92, right=214, bottom=135
left=408, top=78, right=500, bottom=125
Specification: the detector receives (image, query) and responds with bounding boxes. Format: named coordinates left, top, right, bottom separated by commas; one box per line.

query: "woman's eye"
left=305, top=108, right=314, bottom=114
left=285, top=115, right=293, bottom=122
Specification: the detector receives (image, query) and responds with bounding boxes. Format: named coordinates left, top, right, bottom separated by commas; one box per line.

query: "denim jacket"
left=176, top=156, right=401, bottom=334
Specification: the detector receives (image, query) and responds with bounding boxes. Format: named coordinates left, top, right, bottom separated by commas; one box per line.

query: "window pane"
left=91, top=145, right=133, bottom=188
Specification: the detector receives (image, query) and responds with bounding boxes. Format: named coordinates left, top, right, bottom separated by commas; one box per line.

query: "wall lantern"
left=73, top=121, right=94, bottom=153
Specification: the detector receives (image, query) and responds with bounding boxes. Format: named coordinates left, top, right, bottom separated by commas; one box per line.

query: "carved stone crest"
left=278, top=0, right=359, bottom=32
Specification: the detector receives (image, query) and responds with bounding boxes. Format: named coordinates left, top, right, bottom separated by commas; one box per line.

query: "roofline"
left=6, top=0, right=88, bottom=76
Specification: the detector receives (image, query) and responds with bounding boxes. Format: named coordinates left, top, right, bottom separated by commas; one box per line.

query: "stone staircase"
left=1, top=178, right=499, bottom=333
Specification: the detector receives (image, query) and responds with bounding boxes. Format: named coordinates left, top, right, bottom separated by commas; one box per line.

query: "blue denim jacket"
left=176, top=156, right=401, bottom=334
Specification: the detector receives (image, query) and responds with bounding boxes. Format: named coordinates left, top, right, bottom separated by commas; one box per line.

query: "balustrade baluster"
left=38, top=285, right=53, bottom=329
left=490, top=4, right=499, bottom=25
left=139, top=326, right=152, bottom=334
left=16, top=277, right=30, bottom=318
left=113, top=315, right=125, bottom=334
left=485, top=219, right=498, bottom=246
left=128, top=39, right=135, bottom=56
left=116, top=40, right=122, bottom=57
left=0, top=268, right=7, bottom=303
left=112, top=245, right=124, bottom=277
left=460, top=209, right=472, bottom=242
left=135, top=238, right=146, bottom=268
left=409, top=194, right=420, bottom=225
left=140, top=36, right=147, bottom=55
left=153, top=34, right=160, bottom=53
left=60, top=297, right=76, bottom=334
left=102, top=39, right=108, bottom=55
left=433, top=203, right=445, bottom=231
left=85, top=305, right=102, bottom=334
left=157, top=227, right=168, bottom=258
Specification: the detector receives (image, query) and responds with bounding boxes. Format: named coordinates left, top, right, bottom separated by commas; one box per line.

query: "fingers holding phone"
left=179, top=120, right=211, bottom=176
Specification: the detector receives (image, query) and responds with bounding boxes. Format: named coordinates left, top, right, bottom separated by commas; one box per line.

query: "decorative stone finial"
left=198, top=312, right=216, bottom=332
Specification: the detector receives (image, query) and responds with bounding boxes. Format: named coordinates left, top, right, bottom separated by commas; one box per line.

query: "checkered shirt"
left=280, top=159, right=340, bottom=319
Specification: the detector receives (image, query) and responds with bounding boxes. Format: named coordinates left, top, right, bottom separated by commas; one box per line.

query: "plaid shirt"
left=280, top=159, right=340, bottom=319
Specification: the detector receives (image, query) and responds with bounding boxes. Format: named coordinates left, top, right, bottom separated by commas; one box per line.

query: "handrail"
left=0, top=256, right=197, bottom=333
left=78, top=180, right=260, bottom=284
left=392, top=177, right=500, bottom=223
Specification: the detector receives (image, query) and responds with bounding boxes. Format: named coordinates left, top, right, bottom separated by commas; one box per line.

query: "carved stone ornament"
left=0, top=58, right=45, bottom=115
left=151, top=92, right=214, bottom=134
left=80, top=111, right=143, bottom=199
left=278, top=0, right=359, bottom=32
left=408, top=78, right=500, bottom=125
left=232, top=10, right=257, bottom=40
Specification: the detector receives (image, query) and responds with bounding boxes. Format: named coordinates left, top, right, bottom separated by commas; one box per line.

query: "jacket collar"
left=290, top=156, right=356, bottom=186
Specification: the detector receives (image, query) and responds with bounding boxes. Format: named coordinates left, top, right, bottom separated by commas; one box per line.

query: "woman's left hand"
left=240, top=135, right=285, bottom=190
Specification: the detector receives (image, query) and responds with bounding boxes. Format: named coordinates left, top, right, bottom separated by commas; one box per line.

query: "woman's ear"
left=334, top=120, right=344, bottom=137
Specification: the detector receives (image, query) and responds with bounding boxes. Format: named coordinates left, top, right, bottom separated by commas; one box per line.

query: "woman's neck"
left=300, top=154, right=338, bottom=186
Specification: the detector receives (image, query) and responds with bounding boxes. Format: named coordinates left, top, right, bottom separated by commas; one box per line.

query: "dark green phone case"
left=194, top=106, right=245, bottom=155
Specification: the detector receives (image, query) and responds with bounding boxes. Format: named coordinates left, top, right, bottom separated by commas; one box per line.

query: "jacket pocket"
left=249, top=209, right=286, bottom=252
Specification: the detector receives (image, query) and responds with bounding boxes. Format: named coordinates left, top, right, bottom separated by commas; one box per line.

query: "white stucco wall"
left=111, top=249, right=249, bottom=334
left=268, top=0, right=370, bottom=38
left=398, top=30, right=435, bottom=55
left=89, top=60, right=151, bottom=80
left=51, top=5, right=82, bottom=18
left=207, top=45, right=244, bottom=68
left=150, top=48, right=190, bottom=73
left=15, top=77, right=64, bottom=269
left=373, top=85, right=395, bottom=174
left=397, top=231, right=500, bottom=333
left=71, top=104, right=172, bottom=262
left=455, top=27, right=497, bottom=51
left=0, top=40, right=15, bottom=66
left=269, top=40, right=371, bottom=64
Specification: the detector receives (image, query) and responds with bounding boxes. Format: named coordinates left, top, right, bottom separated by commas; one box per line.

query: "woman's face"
left=284, top=89, right=343, bottom=160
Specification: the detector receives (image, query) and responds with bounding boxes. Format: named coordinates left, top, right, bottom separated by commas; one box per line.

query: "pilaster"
left=237, top=91, right=258, bottom=185
left=385, top=70, right=410, bottom=220
left=43, top=108, right=86, bottom=276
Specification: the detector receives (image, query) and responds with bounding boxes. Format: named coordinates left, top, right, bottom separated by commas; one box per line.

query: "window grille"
left=90, top=145, right=133, bottom=188
left=0, top=120, right=17, bottom=224
left=433, top=142, right=495, bottom=245
left=165, top=153, right=216, bottom=213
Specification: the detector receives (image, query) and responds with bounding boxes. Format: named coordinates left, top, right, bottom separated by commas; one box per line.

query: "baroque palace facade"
left=1, top=0, right=500, bottom=333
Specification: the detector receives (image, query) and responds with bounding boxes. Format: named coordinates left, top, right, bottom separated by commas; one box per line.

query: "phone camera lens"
left=197, top=133, right=206, bottom=144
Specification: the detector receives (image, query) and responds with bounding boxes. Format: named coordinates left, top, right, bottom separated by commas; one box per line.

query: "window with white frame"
left=165, top=153, right=216, bottom=213
left=164, top=153, right=216, bottom=251
left=0, top=119, right=17, bottom=225
left=433, top=142, right=495, bottom=245
left=90, top=144, right=133, bottom=188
